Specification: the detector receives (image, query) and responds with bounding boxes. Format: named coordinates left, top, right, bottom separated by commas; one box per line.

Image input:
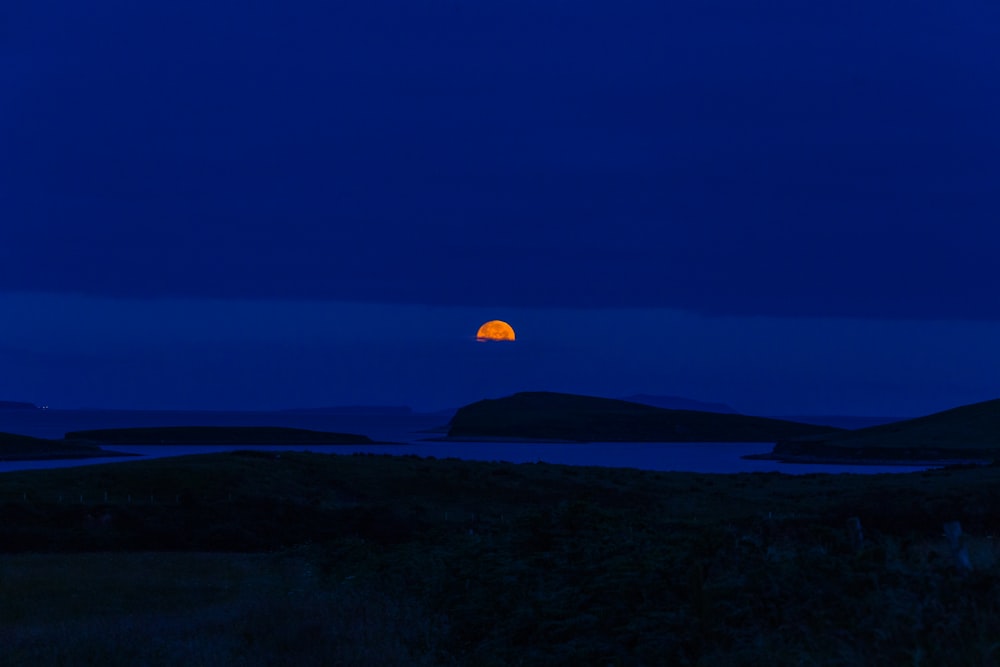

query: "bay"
left=0, top=409, right=932, bottom=475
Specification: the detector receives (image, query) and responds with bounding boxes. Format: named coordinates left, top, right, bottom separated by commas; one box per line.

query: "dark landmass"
left=0, top=431, right=131, bottom=460
left=277, top=405, right=413, bottom=416
left=0, top=401, right=40, bottom=411
left=768, top=414, right=908, bottom=430
left=1, top=452, right=1000, bottom=664
left=446, top=391, right=839, bottom=442
left=621, top=393, right=738, bottom=414
left=758, top=398, right=1000, bottom=463
left=65, top=426, right=378, bottom=445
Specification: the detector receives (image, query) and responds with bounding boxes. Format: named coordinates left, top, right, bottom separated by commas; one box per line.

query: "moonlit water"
left=0, top=410, right=933, bottom=475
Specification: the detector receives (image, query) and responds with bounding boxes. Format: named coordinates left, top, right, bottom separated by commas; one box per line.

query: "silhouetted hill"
left=0, top=431, right=129, bottom=460
left=763, top=398, right=1000, bottom=463
left=622, top=394, right=738, bottom=414
left=66, top=426, right=377, bottom=445
left=447, top=392, right=839, bottom=442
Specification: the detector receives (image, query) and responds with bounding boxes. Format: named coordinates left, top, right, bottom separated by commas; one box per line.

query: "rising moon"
left=476, top=320, right=516, bottom=342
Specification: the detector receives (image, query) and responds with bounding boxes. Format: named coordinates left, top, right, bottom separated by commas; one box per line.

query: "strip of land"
left=65, top=426, right=379, bottom=445
left=0, top=431, right=132, bottom=460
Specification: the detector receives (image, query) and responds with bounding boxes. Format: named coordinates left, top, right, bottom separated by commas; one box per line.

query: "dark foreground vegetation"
left=2, top=452, right=1000, bottom=665
left=448, top=392, right=839, bottom=442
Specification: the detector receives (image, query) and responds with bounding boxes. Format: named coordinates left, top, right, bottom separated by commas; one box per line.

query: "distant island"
left=277, top=405, right=413, bottom=416
left=0, top=431, right=130, bottom=461
left=445, top=392, right=839, bottom=442
left=0, top=401, right=41, bottom=411
left=754, top=397, right=1000, bottom=464
left=65, top=426, right=378, bottom=445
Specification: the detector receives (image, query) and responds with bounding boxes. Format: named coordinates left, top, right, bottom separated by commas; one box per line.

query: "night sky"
left=3, top=1, right=999, bottom=415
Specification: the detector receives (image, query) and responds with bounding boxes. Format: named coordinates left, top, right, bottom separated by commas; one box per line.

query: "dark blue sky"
left=2, top=1, right=999, bottom=414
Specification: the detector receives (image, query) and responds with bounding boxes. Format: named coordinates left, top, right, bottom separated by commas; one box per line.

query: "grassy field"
left=2, top=452, right=1000, bottom=664
left=0, top=551, right=443, bottom=666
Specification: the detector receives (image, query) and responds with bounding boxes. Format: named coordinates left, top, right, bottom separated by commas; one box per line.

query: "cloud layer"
left=4, top=1, right=998, bottom=318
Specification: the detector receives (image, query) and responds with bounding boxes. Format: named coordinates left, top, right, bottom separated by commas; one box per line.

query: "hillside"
left=65, top=426, right=377, bottom=445
left=764, top=398, right=1000, bottom=463
left=0, top=431, right=128, bottom=460
left=447, top=391, right=839, bottom=442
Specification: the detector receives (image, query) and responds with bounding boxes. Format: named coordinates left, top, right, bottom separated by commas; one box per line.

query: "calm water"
left=0, top=409, right=931, bottom=476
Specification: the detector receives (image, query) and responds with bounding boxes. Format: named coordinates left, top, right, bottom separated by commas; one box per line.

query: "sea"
left=0, top=409, right=933, bottom=476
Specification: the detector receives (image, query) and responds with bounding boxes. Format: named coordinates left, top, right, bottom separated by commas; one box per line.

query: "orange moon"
left=476, top=320, right=516, bottom=342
